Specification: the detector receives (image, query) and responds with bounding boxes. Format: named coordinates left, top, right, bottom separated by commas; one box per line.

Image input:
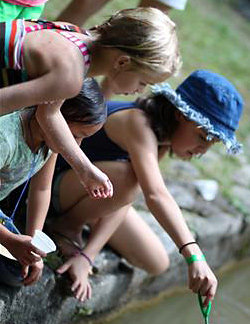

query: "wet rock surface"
left=1, top=152, right=250, bottom=324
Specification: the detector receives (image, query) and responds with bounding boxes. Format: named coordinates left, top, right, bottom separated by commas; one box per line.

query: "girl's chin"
left=116, top=91, right=131, bottom=96
left=175, top=152, right=192, bottom=160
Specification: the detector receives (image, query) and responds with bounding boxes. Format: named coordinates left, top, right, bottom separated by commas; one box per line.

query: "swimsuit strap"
left=55, top=30, right=90, bottom=68
left=25, top=19, right=90, bottom=69
left=25, top=19, right=82, bottom=33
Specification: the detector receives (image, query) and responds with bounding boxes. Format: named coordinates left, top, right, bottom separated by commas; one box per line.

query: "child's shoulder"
left=0, top=111, right=21, bottom=135
left=0, top=112, right=22, bottom=166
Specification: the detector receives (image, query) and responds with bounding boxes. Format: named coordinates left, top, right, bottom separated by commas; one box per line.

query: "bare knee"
left=96, top=161, right=139, bottom=205
left=146, top=252, right=170, bottom=276
left=127, top=249, right=170, bottom=276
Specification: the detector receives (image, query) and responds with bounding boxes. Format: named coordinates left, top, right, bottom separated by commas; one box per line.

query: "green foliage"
left=44, top=251, right=64, bottom=270
left=73, top=306, right=94, bottom=322
left=225, top=195, right=249, bottom=216
left=170, top=0, right=250, bottom=96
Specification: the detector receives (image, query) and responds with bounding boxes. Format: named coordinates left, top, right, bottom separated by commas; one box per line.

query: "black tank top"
left=55, top=101, right=137, bottom=173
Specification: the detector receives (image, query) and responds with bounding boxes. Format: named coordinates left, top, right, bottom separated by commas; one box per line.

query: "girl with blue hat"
left=48, top=70, right=243, bottom=302
left=152, top=69, right=243, bottom=155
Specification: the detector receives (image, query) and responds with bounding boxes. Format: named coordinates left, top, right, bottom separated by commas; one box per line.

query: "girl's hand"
left=22, top=259, right=44, bottom=286
left=80, top=164, right=113, bottom=199
left=4, top=234, right=47, bottom=266
left=188, top=260, right=218, bottom=307
left=56, top=255, right=92, bottom=302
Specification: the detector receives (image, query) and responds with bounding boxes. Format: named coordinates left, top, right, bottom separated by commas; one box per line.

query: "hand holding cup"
left=31, top=230, right=56, bottom=254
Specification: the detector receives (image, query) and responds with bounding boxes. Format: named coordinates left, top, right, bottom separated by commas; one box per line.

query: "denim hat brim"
left=151, top=83, right=242, bottom=154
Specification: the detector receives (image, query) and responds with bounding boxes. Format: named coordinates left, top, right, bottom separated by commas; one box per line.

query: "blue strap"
left=10, top=154, right=36, bottom=221
left=0, top=154, right=36, bottom=234
left=0, top=211, right=20, bottom=234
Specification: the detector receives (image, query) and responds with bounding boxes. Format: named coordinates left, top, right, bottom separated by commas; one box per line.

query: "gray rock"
left=167, top=160, right=201, bottom=180
left=231, top=185, right=250, bottom=210
left=1, top=202, right=249, bottom=324
left=232, top=165, right=250, bottom=187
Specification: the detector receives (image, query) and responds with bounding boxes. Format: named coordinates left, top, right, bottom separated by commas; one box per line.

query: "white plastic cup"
left=31, top=230, right=56, bottom=253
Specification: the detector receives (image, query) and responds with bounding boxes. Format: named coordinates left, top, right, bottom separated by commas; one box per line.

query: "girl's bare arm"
left=123, top=111, right=190, bottom=245
left=26, top=153, right=58, bottom=236
left=123, top=110, right=217, bottom=304
left=35, top=102, right=113, bottom=199
left=0, top=68, right=82, bottom=116
left=57, top=206, right=128, bottom=301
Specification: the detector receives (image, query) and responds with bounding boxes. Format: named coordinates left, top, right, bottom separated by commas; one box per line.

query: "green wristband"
left=185, top=254, right=206, bottom=265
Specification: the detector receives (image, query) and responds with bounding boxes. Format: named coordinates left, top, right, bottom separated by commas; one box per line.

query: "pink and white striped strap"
left=57, top=30, right=91, bottom=68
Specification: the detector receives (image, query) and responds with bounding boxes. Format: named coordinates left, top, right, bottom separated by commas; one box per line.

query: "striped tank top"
left=0, top=19, right=91, bottom=87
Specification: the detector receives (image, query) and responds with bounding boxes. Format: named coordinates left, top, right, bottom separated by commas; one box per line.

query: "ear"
left=114, top=55, right=131, bottom=71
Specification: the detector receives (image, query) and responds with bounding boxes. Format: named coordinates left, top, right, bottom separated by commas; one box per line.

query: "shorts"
left=0, top=254, right=23, bottom=287
left=0, top=1, right=45, bottom=22
left=156, top=0, right=188, bottom=10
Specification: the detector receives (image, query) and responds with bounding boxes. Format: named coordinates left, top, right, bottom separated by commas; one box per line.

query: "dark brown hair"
left=136, top=93, right=179, bottom=142
left=61, top=78, right=107, bottom=125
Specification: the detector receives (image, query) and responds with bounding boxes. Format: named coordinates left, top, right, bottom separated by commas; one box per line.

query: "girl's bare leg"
left=50, top=161, right=139, bottom=248
left=138, top=0, right=171, bottom=13
left=51, top=161, right=169, bottom=274
left=57, top=0, right=111, bottom=26
left=57, top=0, right=171, bottom=28
left=107, top=206, right=169, bottom=275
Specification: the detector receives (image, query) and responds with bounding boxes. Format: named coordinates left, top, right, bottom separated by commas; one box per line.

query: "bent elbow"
left=50, top=61, right=84, bottom=99
left=145, top=190, right=164, bottom=209
left=148, top=255, right=170, bottom=276
left=57, top=74, right=83, bottom=99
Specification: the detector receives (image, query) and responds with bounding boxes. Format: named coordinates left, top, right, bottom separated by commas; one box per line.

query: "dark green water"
left=106, top=259, right=250, bottom=324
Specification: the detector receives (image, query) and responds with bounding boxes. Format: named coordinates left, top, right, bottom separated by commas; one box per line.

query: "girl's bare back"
left=23, top=21, right=88, bottom=81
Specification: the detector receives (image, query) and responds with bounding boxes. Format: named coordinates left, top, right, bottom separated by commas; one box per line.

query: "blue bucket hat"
left=152, top=70, right=244, bottom=154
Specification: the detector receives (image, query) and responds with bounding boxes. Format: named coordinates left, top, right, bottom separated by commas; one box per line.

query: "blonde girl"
left=0, top=7, right=181, bottom=199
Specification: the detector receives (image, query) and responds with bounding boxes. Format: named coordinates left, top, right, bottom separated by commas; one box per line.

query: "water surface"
left=105, top=259, right=250, bottom=324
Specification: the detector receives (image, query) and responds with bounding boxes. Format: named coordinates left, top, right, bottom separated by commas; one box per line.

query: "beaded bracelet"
left=185, top=254, right=206, bottom=265
left=179, top=241, right=197, bottom=254
left=73, top=250, right=93, bottom=267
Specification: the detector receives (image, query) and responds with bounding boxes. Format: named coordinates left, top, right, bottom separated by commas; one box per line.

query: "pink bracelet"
left=73, top=250, right=93, bottom=267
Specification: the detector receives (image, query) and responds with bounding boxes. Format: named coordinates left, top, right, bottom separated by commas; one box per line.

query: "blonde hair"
left=92, top=7, right=182, bottom=76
